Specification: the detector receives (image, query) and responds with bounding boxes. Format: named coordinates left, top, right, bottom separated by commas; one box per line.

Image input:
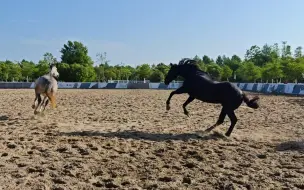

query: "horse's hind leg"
left=43, top=99, right=49, bottom=111
left=225, top=110, right=237, bottom=137
left=34, top=94, right=42, bottom=114
left=205, top=107, right=226, bottom=132
left=39, top=96, right=47, bottom=112
left=32, top=94, right=38, bottom=109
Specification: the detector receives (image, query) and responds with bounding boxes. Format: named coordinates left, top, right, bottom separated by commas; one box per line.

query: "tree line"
left=0, top=40, right=303, bottom=83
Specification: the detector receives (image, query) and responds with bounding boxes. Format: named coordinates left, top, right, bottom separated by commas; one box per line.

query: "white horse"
left=32, top=63, right=59, bottom=114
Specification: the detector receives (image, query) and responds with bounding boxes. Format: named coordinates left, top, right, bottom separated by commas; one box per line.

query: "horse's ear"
left=49, top=63, right=56, bottom=69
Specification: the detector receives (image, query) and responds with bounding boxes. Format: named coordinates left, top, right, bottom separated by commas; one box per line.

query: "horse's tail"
left=242, top=93, right=259, bottom=109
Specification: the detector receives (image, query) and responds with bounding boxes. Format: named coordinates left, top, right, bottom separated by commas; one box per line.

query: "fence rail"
left=0, top=82, right=304, bottom=96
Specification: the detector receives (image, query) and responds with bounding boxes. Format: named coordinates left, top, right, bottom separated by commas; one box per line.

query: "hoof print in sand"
left=184, top=162, right=196, bottom=169
left=257, top=154, right=267, bottom=159
left=53, top=178, right=66, bottom=184
left=182, top=177, right=192, bottom=184
left=158, top=176, right=175, bottom=182
left=105, top=182, right=119, bottom=188
left=92, top=181, right=103, bottom=187
left=56, top=147, right=68, bottom=153
left=7, top=143, right=17, bottom=149
left=78, top=148, right=90, bottom=155
left=1, top=153, right=8, bottom=157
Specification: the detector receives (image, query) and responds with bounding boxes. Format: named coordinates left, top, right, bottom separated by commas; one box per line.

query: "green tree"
left=149, top=69, right=165, bottom=82
left=8, top=62, right=22, bottom=81
left=96, top=52, right=110, bottom=66
left=228, top=55, right=242, bottom=72
left=281, top=41, right=292, bottom=59
left=216, top=56, right=223, bottom=65
left=57, top=63, right=71, bottom=81
left=192, top=56, right=206, bottom=71
left=34, top=60, right=50, bottom=78
left=68, top=64, right=96, bottom=82
left=136, top=64, right=151, bottom=80
left=284, top=61, right=304, bottom=81
left=95, top=52, right=110, bottom=81
left=43, top=52, right=57, bottom=64
left=203, top=55, right=213, bottom=64
left=94, top=66, right=104, bottom=82
left=104, top=68, right=117, bottom=80
left=206, top=64, right=222, bottom=80
left=221, top=65, right=233, bottom=81
left=154, top=63, right=169, bottom=76
left=261, top=61, right=283, bottom=82
left=245, top=45, right=273, bottom=67
left=0, top=61, right=9, bottom=81
left=19, top=59, right=36, bottom=81
left=294, top=46, right=303, bottom=58
left=120, top=67, right=132, bottom=80
left=60, top=41, right=93, bottom=66
left=236, top=62, right=261, bottom=82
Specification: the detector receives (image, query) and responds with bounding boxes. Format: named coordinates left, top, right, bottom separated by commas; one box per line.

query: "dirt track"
left=0, top=89, right=303, bottom=190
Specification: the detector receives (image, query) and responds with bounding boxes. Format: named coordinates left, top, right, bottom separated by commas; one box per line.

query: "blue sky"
left=1, top=0, right=304, bottom=66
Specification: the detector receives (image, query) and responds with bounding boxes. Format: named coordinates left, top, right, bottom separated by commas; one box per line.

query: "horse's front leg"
left=182, top=96, right=195, bottom=117
left=166, top=86, right=186, bottom=111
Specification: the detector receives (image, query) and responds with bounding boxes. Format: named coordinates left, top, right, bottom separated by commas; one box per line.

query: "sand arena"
left=0, top=89, right=303, bottom=189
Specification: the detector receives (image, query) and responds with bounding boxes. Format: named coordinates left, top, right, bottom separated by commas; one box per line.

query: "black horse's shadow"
left=286, top=98, right=304, bottom=106
left=276, top=140, right=304, bottom=152
left=59, top=129, right=227, bottom=142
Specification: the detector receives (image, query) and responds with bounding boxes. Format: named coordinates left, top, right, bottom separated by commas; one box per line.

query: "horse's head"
left=49, top=63, right=59, bottom=80
left=165, top=63, right=179, bottom=85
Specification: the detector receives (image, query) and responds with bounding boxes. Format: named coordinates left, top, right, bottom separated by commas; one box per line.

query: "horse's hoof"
left=225, top=132, right=231, bottom=137
left=205, top=127, right=214, bottom=132
left=31, top=105, right=35, bottom=109
left=184, top=111, right=190, bottom=117
left=34, top=111, right=39, bottom=115
left=166, top=104, right=170, bottom=111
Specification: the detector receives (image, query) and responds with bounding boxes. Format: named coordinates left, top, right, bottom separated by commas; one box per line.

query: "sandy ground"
left=0, top=89, right=303, bottom=190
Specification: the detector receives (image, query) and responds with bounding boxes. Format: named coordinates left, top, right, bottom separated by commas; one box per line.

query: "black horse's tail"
left=242, top=93, right=260, bottom=109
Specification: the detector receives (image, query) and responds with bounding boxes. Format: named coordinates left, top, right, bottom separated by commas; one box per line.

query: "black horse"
left=164, top=58, right=259, bottom=137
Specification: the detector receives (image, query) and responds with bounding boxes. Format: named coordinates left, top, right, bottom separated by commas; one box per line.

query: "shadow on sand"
left=0, top=115, right=9, bottom=121
left=59, top=130, right=227, bottom=142
left=286, top=98, right=304, bottom=106
left=276, top=140, right=304, bottom=152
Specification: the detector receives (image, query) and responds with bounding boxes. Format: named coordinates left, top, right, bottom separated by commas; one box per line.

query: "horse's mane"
left=177, top=58, right=213, bottom=79
left=178, top=58, right=198, bottom=67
